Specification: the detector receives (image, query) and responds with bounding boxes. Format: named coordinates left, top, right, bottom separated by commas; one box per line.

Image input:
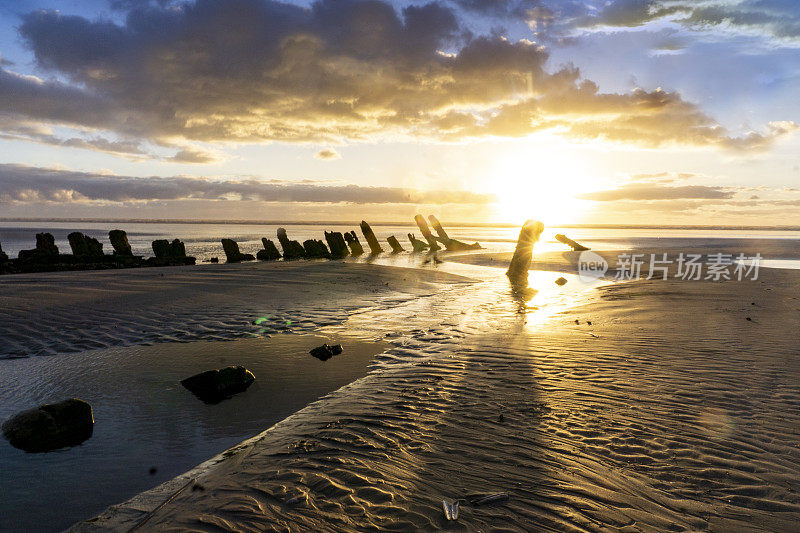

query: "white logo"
left=578, top=251, right=608, bottom=281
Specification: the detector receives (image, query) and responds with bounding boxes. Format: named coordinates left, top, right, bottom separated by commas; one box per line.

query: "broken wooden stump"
left=414, top=215, right=441, bottom=251
left=408, top=233, right=429, bottom=252
left=257, top=238, right=281, bottom=261
left=343, top=231, right=364, bottom=256
left=277, top=228, right=306, bottom=260
left=108, top=229, right=133, bottom=256
left=324, top=231, right=349, bottom=259
left=220, top=239, right=255, bottom=262
left=0, top=241, right=7, bottom=263
left=303, top=239, right=331, bottom=259
left=428, top=215, right=482, bottom=251
left=555, top=234, right=589, bottom=251
left=18, top=232, right=60, bottom=262
left=506, top=220, right=544, bottom=287
left=387, top=236, right=405, bottom=253
left=150, top=239, right=195, bottom=265
left=360, top=221, right=384, bottom=254
left=68, top=232, right=103, bottom=259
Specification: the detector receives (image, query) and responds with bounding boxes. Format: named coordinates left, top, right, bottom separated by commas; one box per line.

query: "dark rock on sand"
left=108, top=229, right=133, bottom=256
left=277, top=228, right=306, bottom=260
left=360, top=221, right=384, bottom=254
left=68, top=232, right=103, bottom=259
left=555, top=277, right=568, bottom=286
left=344, top=231, right=364, bottom=256
left=256, top=238, right=281, bottom=261
left=324, top=231, right=349, bottom=259
left=2, top=398, right=94, bottom=453
left=181, top=366, right=256, bottom=404
left=408, top=233, right=429, bottom=252
left=221, top=239, right=255, bottom=262
left=309, top=343, right=344, bottom=361
left=303, top=239, right=331, bottom=259
left=387, top=235, right=405, bottom=253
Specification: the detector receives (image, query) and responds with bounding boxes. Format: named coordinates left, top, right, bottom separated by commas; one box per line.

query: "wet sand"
left=64, top=250, right=800, bottom=531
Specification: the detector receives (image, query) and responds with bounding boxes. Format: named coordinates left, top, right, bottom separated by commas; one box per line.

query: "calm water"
left=3, top=221, right=800, bottom=262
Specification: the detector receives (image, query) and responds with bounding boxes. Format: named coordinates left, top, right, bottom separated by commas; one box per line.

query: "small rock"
left=587, top=321, right=592, bottom=325
left=181, top=366, right=255, bottom=404
left=574, top=319, right=580, bottom=325
left=2, top=398, right=94, bottom=453
left=746, top=317, right=752, bottom=321
left=555, top=277, right=568, bottom=286
left=309, top=344, right=344, bottom=361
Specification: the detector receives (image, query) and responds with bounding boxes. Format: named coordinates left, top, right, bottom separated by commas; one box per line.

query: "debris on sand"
left=181, top=366, right=255, bottom=404
left=442, top=499, right=460, bottom=521
left=555, top=277, right=568, bottom=286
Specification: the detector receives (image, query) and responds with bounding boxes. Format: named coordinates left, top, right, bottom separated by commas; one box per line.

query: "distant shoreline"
left=2, top=218, right=800, bottom=231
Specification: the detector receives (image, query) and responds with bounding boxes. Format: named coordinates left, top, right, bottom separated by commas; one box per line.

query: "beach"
left=1, top=236, right=800, bottom=531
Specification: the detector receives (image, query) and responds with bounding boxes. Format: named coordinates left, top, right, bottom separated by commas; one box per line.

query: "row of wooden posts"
left=220, top=215, right=483, bottom=263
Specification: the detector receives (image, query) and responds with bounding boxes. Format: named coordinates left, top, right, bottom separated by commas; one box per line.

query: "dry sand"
left=2, top=251, right=799, bottom=531
left=62, top=248, right=800, bottom=532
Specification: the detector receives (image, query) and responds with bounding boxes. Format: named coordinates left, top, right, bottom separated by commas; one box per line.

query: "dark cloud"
left=0, top=0, right=790, bottom=152
left=314, top=148, right=341, bottom=160
left=0, top=163, right=493, bottom=205
left=578, top=183, right=735, bottom=201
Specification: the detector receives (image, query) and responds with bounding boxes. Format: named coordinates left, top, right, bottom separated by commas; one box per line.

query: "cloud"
left=578, top=183, right=735, bottom=201
left=576, top=0, right=800, bottom=45
left=0, top=163, right=494, bottom=205
left=167, top=147, right=224, bottom=164
left=0, top=0, right=786, bottom=153
left=314, top=148, right=341, bottom=160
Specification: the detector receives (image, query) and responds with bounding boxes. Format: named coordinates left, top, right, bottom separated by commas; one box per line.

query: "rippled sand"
left=68, top=255, right=800, bottom=531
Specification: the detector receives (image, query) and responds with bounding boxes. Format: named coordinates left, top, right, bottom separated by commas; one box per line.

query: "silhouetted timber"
left=360, top=221, right=384, bottom=254
left=151, top=239, right=195, bottom=265
left=324, top=231, right=349, bottom=259
left=257, top=238, right=281, bottom=261
left=277, top=228, right=306, bottom=260
left=408, top=233, right=429, bottom=252
left=68, top=232, right=104, bottom=259
left=2, top=398, right=94, bottom=453
left=221, top=239, right=255, bottom=262
left=344, top=231, right=364, bottom=256
left=387, top=235, right=405, bottom=253
left=555, top=234, right=589, bottom=251
left=428, top=215, right=482, bottom=251
left=108, top=229, right=133, bottom=256
left=303, top=239, right=331, bottom=259
left=414, top=215, right=441, bottom=250
left=0, top=241, right=7, bottom=263
left=506, top=220, right=544, bottom=286
left=18, top=232, right=60, bottom=262
left=181, top=366, right=255, bottom=404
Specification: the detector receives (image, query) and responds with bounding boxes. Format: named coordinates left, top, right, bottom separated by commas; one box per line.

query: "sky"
left=0, top=0, right=798, bottom=225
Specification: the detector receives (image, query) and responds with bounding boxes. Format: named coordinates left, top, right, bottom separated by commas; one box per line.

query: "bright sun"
left=487, top=148, right=594, bottom=226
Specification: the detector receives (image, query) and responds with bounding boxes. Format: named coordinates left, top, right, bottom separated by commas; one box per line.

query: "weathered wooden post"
left=408, top=233, right=429, bottom=252
left=555, top=234, right=589, bottom=251
left=344, top=231, right=364, bottom=256
left=257, top=238, right=281, bottom=260
left=108, top=229, right=132, bottom=256
left=277, top=228, right=306, bottom=260
left=324, top=231, right=349, bottom=259
left=506, top=220, right=544, bottom=286
left=360, top=221, right=384, bottom=254
left=414, top=215, right=440, bottom=250
left=387, top=236, right=405, bottom=253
